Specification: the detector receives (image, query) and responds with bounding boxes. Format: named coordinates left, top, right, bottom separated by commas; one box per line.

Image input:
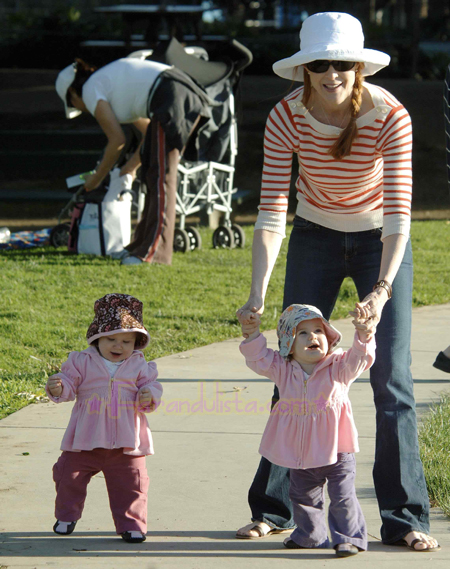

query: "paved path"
left=0, top=304, right=449, bottom=568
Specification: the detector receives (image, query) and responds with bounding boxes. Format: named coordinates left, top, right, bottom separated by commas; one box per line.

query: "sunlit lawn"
left=419, top=393, right=450, bottom=517
left=0, top=220, right=449, bottom=420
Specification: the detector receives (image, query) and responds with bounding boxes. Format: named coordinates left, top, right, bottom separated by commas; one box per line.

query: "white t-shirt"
left=82, top=58, right=170, bottom=123
left=101, top=356, right=125, bottom=378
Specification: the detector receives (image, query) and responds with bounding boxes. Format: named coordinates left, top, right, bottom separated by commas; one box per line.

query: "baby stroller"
left=131, top=37, right=252, bottom=251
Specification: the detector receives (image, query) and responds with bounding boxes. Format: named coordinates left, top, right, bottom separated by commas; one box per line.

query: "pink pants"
left=52, top=448, right=149, bottom=534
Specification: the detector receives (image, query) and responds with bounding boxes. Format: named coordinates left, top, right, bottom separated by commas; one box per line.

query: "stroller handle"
left=229, top=39, right=253, bottom=74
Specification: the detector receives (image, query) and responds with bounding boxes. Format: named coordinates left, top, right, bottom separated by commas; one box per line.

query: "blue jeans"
left=248, top=216, right=430, bottom=543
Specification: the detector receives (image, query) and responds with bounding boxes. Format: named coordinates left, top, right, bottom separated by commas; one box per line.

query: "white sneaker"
left=121, top=255, right=143, bottom=265
left=111, top=249, right=130, bottom=260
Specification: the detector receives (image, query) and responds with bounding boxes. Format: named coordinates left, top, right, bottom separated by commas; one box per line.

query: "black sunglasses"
left=305, top=60, right=357, bottom=73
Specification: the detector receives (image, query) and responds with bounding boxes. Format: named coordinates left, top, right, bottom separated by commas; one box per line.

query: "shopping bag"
left=77, top=201, right=131, bottom=256
left=103, top=168, right=134, bottom=202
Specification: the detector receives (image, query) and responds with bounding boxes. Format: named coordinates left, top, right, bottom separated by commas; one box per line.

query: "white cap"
left=55, top=64, right=82, bottom=119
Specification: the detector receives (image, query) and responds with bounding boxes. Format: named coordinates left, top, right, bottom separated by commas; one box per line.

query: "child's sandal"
left=283, top=537, right=307, bottom=549
left=53, top=520, right=77, bottom=535
left=121, top=531, right=146, bottom=543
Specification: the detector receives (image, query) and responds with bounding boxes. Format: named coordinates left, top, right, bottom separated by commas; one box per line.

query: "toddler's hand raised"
left=241, top=312, right=261, bottom=341
left=47, top=375, right=63, bottom=397
left=139, top=387, right=156, bottom=411
left=349, top=310, right=376, bottom=343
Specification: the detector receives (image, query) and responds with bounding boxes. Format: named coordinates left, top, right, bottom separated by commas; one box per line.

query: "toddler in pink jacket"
left=240, top=304, right=376, bottom=557
left=45, top=293, right=163, bottom=543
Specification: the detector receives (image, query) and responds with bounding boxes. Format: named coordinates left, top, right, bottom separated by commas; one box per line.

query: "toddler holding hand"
left=239, top=304, right=375, bottom=556
left=46, top=293, right=162, bottom=543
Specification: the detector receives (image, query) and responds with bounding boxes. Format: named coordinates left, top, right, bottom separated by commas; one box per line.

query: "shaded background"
left=1, top=0, right=450, bottom=222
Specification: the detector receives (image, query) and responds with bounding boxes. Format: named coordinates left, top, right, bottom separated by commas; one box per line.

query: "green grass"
left=419, top=393, right=450, bottom=517
left=410, top=220, right=450, bottom=306
left=0, top=220, right=449, bottom=420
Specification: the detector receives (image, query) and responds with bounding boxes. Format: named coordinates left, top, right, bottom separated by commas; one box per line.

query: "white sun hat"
left=55, top=63, right=82, bottom=119
left=273, top=12, right=390, bottom=82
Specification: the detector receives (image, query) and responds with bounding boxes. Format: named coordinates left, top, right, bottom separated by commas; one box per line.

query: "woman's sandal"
left=335, top=543, right=359, bottom=557
left=235, top=521, right=291, bottom=539
left=394, top=537, right=441, bottom=552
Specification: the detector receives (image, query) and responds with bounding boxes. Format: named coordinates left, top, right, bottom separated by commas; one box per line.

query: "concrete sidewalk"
left=0, top=304, right=449, bottom=568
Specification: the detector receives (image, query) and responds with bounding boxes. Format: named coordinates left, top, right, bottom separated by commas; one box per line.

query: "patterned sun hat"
left=277, top=304, right=342, bottom=359
left=86, top=293, right=150, bottom=350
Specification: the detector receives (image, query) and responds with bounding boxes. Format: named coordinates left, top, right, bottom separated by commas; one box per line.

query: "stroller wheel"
left=186, top=226, right=202, bottom=251
left=231, top=224, right=245, bottom=248
left=50, top=223, right=70, bottom=248
left=173, top=228, right=190, bottom=253
left=212, top=226, right=235, bottom=249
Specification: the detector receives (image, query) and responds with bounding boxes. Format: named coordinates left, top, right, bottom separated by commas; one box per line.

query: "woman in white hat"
left=236, top=12, right=439, bottom=552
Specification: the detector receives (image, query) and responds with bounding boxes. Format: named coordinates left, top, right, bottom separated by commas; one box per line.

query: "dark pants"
left=248, top=216, right=430, bottom=544
left=126, top=67, right=207, bottom=264
left=126, top=121, right=180, bottom=264
left=289, top=454, right=367, bottom=550
left=53, top=449, right=149, bottom=534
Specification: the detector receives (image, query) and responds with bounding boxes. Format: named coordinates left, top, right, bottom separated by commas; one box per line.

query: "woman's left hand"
left=119, top=164, right=137, bottom=179
left=350, top=310, right=377, bottom=342
left=118, top=117, right=149, bottom=180
left=350, top=288, right=389, bottom=328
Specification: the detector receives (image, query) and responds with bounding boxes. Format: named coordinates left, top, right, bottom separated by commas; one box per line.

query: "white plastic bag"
left=77, top=201, right=131, bottom=256
left=103, top=168, right=134, bottom=202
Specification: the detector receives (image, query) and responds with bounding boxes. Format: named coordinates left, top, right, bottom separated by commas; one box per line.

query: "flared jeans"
left=248, top=216, right=430, bottom=543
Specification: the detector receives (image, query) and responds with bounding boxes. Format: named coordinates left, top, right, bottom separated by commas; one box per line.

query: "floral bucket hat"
left=277, top=304, right=342, bottom=359
left=86, top=293, right=150, bottom=350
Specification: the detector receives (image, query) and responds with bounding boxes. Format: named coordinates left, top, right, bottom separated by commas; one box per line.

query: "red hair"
left=301, top=65, right=364, bottom=160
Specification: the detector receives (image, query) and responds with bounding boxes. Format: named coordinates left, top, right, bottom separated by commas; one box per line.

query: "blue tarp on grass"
left=0, top=228, right=51, bottom=250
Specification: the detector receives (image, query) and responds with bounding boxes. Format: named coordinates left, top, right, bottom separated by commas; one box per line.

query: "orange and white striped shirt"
left=255, top=82, right=412, bottom=240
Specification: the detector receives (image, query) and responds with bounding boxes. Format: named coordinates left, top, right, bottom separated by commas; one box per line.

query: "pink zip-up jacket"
left=45, top=347, right=163, bottom=456
left=240, top=332, right=375, bottom=469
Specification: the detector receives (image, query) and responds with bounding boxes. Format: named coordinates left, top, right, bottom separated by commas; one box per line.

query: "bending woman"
left=56, top=57, right=212, bottom=265
left=236, top=12, right=439, bottom=552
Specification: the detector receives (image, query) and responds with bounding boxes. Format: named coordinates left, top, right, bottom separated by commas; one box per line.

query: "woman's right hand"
left=236, top=228, right=283, bottom=335
left=83, top=173, right=101, bottom=192
left=236, top=295, right=264, bottom=337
